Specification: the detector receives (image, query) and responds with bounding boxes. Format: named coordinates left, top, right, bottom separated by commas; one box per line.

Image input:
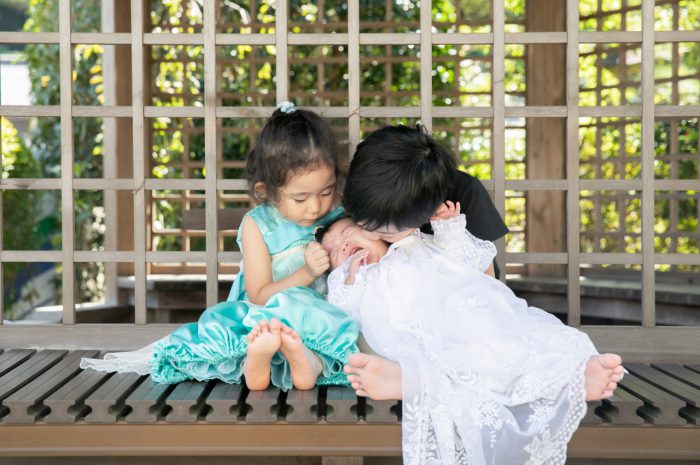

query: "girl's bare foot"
left=343, top=353, right=402, bottom=400
left=244, top=319, right=281, bottom=390
left=279, top=323, right=323, bottom=390
left=585, top=353, right=624, bottom=400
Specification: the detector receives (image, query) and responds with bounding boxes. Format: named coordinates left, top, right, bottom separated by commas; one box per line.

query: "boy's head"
left=316, top=218, right=389, bottom=269
left=343, top=124, right=456, bottom=233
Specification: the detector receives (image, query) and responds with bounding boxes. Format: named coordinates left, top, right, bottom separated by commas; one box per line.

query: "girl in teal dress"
left=82, top=104, right=359, bottom=391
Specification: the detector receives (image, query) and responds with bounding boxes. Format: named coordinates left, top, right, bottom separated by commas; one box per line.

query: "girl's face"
left=274, top=164, right=337, bottom=227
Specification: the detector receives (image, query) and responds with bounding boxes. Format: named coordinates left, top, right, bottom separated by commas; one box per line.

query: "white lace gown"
left=327, top=215, right=598, bottom=465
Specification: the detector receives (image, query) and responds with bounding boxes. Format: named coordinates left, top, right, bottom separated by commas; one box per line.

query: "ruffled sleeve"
left=430, top=214, right=497, bottom=273
left=327, top=264, right=365, bottom=326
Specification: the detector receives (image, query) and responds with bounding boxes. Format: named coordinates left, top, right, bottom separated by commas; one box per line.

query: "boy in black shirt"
left=345, top=124, right=509, bottom=276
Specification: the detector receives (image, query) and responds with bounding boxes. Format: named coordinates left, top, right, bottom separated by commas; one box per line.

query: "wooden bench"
left=0, top=347, right=699, bottom=462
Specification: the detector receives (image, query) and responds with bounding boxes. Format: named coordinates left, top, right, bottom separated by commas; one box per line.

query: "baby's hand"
left=431, top=200, right=461, bottom=221
left=345, top=249, right=369, bottom=285
left=304, top=241, right=330, bottom=277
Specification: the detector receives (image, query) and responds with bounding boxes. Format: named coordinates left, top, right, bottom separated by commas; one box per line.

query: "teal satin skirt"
left=150, top=286, right=359, bottom=390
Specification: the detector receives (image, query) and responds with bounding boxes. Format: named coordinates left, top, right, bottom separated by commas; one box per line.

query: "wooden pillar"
left=114, top=1, right=135, bottom=277
left=525, top=0, right=567, bottom=277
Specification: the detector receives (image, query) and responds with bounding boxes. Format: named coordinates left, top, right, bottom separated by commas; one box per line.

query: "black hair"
left=343, top=124, right=457, bottom=231
left=247, top=108, right=341, bottom=203
left=313, top=215, right=347, bottom=244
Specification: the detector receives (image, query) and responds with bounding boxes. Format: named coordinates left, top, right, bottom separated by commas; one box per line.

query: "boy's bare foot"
left=244, top=319, right=281, bottom=390
left=585, top=353, right=624, bottom=400
left=279, top=323, right=323, bottom=390
left=343, top=353, right=402, bottom=400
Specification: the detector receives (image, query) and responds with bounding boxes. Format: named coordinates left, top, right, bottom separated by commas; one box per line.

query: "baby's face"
left=321, top=218, right=389, bottom=269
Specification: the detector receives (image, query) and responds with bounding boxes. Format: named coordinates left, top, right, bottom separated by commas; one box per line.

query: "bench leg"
left=322, top=457, right=363, bottom=465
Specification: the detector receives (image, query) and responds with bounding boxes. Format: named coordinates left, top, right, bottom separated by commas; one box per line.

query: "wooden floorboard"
left=0, top=350, right=698, bottom=425
left=0, top=349, right=698, bottom=459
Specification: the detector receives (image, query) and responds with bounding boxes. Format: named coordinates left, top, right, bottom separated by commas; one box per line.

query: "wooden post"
left=114, top=1, right=135, bottom=278
left=525, top=0, right=567, bottom=277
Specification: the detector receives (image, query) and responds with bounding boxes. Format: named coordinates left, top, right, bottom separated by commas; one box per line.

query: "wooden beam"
left=525, top=0, right=567, bottom=278
left=1, top=326, right=698, bottom=362
left=113, top=0, right=134, bottom=278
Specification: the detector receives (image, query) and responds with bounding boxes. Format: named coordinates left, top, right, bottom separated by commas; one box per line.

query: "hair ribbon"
left=277, top=101, right=296, bottom=113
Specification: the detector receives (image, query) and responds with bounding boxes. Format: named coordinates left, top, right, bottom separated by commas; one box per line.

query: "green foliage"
left=2, top=117, right=43, bottom=317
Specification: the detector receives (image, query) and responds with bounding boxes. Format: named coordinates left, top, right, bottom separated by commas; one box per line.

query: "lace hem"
left=80, top=342, right=158, bottom=376
left=401, top=357, right=590, bottom=465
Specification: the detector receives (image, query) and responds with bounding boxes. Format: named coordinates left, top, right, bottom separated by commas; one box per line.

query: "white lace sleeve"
left=327, top=264, right=365, bottom=325
left=430, top=214, right=497, bottom=273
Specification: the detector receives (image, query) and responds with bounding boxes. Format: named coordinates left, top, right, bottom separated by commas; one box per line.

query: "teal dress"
left=150, top=204, right=359, bottom=389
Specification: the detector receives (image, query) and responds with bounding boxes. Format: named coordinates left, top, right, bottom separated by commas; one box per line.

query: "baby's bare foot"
left=279, top=322, right=322, bottom=390
left=585, top=353, right=623, bottom=400
left=343, top=353, right=402, bottom=400
left=244, top=319, right=281, bottom=390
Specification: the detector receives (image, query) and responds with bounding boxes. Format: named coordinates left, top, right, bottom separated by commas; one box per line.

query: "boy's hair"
left=247, top=108, right=340, bottom=203
left=343, top=124, right=457, bottom=231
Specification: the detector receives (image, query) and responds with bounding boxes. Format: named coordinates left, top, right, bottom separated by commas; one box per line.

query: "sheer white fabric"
left=80, top=339, right=165, bottom=375
left=328, top=215, right=597, bottom=465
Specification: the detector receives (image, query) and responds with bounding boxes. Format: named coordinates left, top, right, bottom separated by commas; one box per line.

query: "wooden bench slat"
left=599, top=387, right=645, bottom=424
left=84, top=372, right=145, bottom=423
left=0, top=350, right=68, bottom=420
left=164, top=379, right=213, bottom=423
left=626, top=362, right=700, bottom=406
left=618, top=373, right=687, bottom=425
left=2, top=350, right=98, bottom=424
left=285, top=387, right=320, bottom=423
left=0, top=349, right=36, bottom=377
left=686, top=364, right=700, bottom=375
left=124, top=377, right=174, bottom=423
left=0, top=350, right=67, bottom=402
left=581, top=401, right=604, bottom=425
left=204, top=381, right=243, bottom=423
left=242, top=387, right=282, bottom=423
left=43, top=368, right=112, bottom=423
left=325, top=386, right=359, bottom=423
left=365, top=399, right=400, bottom=423
left=654, top=363, right=700, bottom=390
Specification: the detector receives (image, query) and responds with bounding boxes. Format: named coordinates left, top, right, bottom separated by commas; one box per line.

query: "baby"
left=315, top=206, right=624, bottom=464
left=317, top=206, right=622, bottom=399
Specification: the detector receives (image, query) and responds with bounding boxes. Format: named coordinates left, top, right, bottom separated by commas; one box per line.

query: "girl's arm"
left=241, top=215, right=321, bottom=305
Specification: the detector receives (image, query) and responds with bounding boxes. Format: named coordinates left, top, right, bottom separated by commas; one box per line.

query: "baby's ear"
left=254, top=182, right=267, bottom=200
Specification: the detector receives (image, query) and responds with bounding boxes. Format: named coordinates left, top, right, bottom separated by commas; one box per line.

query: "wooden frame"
left=1, top=0, right=699, bottom=342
